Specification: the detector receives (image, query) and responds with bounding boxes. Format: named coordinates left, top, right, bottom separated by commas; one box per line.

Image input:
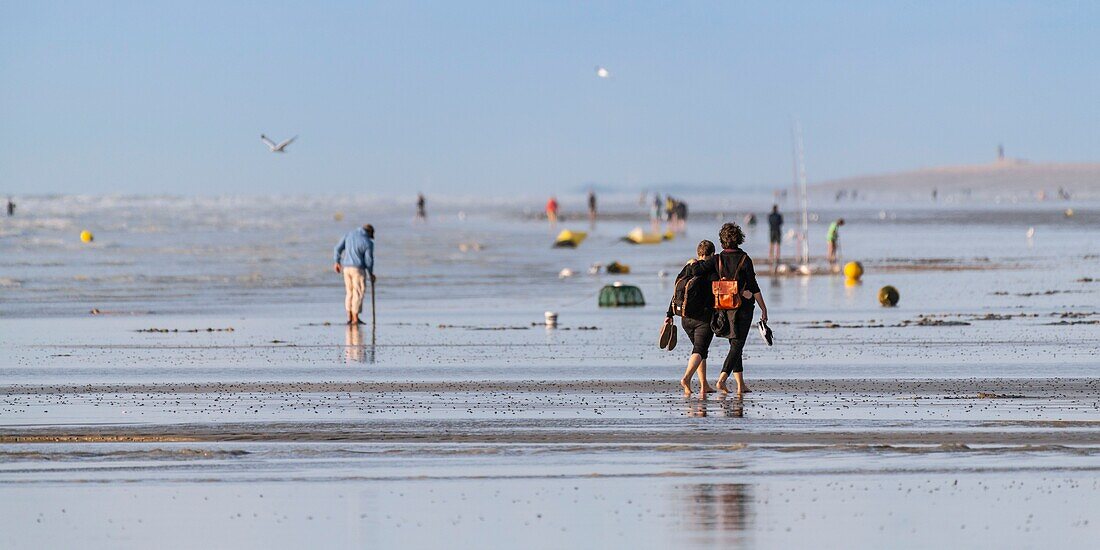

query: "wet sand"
left=3, top=474, right=1097, bottom=549
left=3, top=375, right=1099, bottom=548
left=2, top=378, right=1100, bottom=445
left=2, top=199, right=1100, bottom=548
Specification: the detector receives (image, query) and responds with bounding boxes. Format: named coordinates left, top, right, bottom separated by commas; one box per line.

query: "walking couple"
left=665, top=222, right=769, bottom=397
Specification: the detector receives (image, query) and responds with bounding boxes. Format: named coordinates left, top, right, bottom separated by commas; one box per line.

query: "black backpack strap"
left=734, top=253, right=748, bottom=280
left=719, top=251, right=747, bottom=280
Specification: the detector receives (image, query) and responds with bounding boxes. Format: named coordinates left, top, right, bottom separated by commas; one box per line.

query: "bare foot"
left=716, top=383, right=730, bottom=394
left=702, top=385, right=717, bottom=393
left=680, top=378, right=692, bottom=397
left=737, top=385, right=752, bottom=394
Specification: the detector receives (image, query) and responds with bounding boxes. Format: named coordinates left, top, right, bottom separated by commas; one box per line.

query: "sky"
left=2, top=1, right=1100, bottom=196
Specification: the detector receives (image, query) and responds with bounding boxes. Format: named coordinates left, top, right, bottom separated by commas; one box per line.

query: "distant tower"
left=997, top=143, right=1005, bottom=161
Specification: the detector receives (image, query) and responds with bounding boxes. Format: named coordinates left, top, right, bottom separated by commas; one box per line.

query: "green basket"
left=598, top=284, right=645, bottom=307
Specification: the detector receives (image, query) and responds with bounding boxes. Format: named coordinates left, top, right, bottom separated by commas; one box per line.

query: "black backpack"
left=670, top=264, right=715, bottom=319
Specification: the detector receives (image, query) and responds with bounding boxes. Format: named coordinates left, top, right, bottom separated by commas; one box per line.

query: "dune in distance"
left=813, top=157, right=1100, bottom=199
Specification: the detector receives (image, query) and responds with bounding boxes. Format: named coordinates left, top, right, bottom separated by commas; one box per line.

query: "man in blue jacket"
left=334, top=224, right=375, bottom=325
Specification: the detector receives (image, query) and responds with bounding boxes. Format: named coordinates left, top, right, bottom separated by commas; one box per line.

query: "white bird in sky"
left=260, top=134, right=297, bottom=153
left=595, top=66, right=610, bottom=79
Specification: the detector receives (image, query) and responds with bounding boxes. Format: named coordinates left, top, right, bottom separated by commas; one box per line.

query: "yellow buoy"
left=553, top=229, right=587, bottom=248
left=80, top=230, right=94, bottom=243
left=843, top=261, right=864, bottom=280
left=844, top=277, right=860, bottom=288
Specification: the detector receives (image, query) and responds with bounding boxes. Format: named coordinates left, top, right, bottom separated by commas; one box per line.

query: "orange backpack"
left=712, top=253, right=747, bottom=310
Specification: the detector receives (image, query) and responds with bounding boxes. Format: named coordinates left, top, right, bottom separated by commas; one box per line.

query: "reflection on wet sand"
left=344, top=325, right=375, bottom=364
left=686, top=396, right=748, bottom=415
left=718, top=394, right=744, bottom=418
left=680, top=483, right=754, bottom=544
left=687, top=399, right=708, bottom=417
left=686, top=395, right=744, bottom=418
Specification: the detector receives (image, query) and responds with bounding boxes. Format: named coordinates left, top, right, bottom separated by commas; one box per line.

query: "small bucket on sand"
left=544, top=311, right=559, bottom=327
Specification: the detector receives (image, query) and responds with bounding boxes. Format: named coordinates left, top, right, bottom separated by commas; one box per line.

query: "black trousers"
left=680, top=317, right=714, bottom=359
left=722, top=308, right=755, bottom=375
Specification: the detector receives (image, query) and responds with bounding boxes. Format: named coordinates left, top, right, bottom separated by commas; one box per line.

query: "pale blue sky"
left=2, top=1, right=1099, bottom=196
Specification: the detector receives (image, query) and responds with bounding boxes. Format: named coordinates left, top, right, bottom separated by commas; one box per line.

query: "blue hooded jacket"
left=334, top=227, right=374, bottom=274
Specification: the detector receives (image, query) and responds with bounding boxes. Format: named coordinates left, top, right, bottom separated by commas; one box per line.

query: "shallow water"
left=1, top=195, right=1098, bottom=547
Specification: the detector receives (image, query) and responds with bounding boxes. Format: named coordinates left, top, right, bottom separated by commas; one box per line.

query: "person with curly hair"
left=689, top=222, right=770, bottom=394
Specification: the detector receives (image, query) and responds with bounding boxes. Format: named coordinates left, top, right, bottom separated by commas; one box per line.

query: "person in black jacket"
left=690, top=222, right=770, bottom=394
left=667, top=240, right=717, bottom=397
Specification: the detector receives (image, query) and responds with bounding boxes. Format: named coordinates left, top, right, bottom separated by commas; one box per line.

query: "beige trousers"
left=343, top=267, right=366, bottom=314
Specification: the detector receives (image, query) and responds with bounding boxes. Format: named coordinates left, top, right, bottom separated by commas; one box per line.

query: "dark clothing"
left=690, top=248, right=759, bottom=374
left=768, top=212, right=783, bottom=244
left=720, top=308, right=755, bottom=374
left=681, top=317, right=714, bottom=359
left=666, top=264, right=688, bottom=317
left=688, top=248, right=760, bottom=310
left=767, top=212, right=783, bottom=230
left=666, top=262, right=715, bottom=322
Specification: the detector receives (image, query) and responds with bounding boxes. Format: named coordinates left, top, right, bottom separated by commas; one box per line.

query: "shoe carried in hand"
left=659, top=318, right=678, bottom=351
left=757, top=319, right=773, bottom=346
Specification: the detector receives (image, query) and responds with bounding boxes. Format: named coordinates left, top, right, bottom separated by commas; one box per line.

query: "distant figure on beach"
left=668, top=239, right=717, bottom=397
left=5, top=198, right=14, bottom=217
left=333, top=224, right=375, bottom=325
left=664, top=196, right=688, bottom=233
left=587, top=189, right=598, bottom=224
left=416, top=193, right=427, bottom=221
left=689, top=223, right=769, bottom=394
left=651, top=193, right=663, bottom=232
left=826, top=218, right=845, bottom=264
left=767, top=205, right=783, bottom=263
left=545, top=196, right=559, bottom=226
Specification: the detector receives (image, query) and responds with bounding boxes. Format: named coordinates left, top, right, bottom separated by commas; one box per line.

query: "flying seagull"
left=260, top=134, right=297, bottom=153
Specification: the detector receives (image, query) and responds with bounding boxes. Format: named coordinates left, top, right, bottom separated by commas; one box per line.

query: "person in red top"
left=546, top=196, right=559, bottom=226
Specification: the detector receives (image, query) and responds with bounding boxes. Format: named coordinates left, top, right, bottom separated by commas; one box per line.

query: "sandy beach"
left=3, top=372, right=1099, bottom=548
left=2, top=370, right=1100, bottom=549
left=2, top=196, right=1099, bottom=548
left=9, top=2, right=1100, bottom=546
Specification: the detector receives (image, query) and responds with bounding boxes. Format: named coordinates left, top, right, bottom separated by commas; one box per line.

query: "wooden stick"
left=370, top=276, right=377, bottom=330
